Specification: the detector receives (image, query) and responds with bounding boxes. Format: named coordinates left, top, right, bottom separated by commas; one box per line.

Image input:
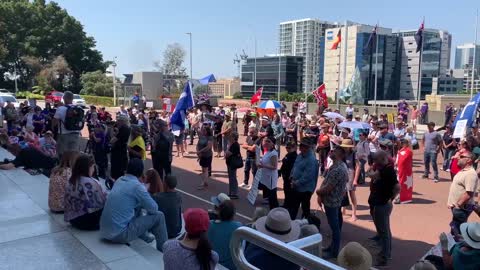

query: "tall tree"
left=80, top=70, right=118, bottom=97
left=155, top=43, right=187, bottom=77
left=0, top=0, right=106, bottom=92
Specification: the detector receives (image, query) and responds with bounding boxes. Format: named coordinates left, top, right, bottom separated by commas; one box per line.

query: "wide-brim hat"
left=210, top=193, right=230, bottom=207
left=460, top=222, right=480, bottom=249
left=340, top=138, right=355, bottom=148
left=337, top=242, right=372, bottom=270
left=255, top=207, right=300, bottom=243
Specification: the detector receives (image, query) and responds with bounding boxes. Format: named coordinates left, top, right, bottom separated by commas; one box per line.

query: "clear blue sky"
left=54, top=0, right=479, bottom=79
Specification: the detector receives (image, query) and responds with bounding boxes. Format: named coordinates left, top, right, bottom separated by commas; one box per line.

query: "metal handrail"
left=230, top=227, right=345, bottom=270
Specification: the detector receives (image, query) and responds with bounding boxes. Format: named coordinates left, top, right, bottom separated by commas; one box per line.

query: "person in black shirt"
left=280, top=142, right=298, bottom=209
left=151, top=120, right=174, bottom=180
left=225, top=132, right=241, bottom=199
left=0, top=144, right=56, bottom=176
left=258, top=116, right=274, bottom=146
left=367, top=150, right=399, bottom=267
left=442, top=125, right=456, bottom=171
left=213, top=117, right=223, bottom=158
left=241, top=127, right=258, bottom=188
left=110, top=115, right=131, bottom=180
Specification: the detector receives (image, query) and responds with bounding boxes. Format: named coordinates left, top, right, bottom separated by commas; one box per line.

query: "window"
left=408, top=58, right=412, bottom=61
left=406, top=83, right=411, bottom=85
left=408, top=67, right=412, bottom=69
left=408, top=50, right=412, bottom=53
left=408, top=42, right=413, bottom=45
left=407, top=75, right=411, bottom=77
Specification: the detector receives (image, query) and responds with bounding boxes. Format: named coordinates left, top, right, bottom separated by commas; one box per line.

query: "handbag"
left=230, top=154, right=244, bottom=169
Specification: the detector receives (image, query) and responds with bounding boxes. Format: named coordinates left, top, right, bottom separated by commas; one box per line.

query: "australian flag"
left=414, top=21, right=424, bottom=53
left=364, top=25, right=377, bottom=54
left=170, top=81, right=195, bottom=132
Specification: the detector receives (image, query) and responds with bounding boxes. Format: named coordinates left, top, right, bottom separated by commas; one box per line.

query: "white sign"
left=453, top=119, right=468, bottom=139
left=247, top=169, right=262, bottom=205
left=162, top=98, right=171, bottom=105
left=146, top=101, right=154, bottom=108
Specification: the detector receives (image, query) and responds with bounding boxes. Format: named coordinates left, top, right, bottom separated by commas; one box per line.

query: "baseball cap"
left=184, top=208, right=210, bottom=235
left=261, top=116, right=270, bottom=121
left=211, top=193, right=230, bottom=207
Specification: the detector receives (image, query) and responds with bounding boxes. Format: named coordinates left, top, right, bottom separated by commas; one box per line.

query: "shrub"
left=81, top=95, right=114, bottom=107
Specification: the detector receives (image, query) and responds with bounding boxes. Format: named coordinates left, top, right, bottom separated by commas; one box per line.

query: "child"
left=152, top=175, right=182, bottom=239
left=39, top=131, right=57, bottom=158
left=90, top=124, right=109, bottom=179
left=48, top=151, right=77, bottom=212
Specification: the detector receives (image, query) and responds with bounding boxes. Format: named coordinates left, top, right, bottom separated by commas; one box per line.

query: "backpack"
left=63, top=105, right=85, bottom=131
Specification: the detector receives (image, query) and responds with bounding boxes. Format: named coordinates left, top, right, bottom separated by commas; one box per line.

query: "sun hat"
left=460, top=222, right=480, bottom=249
left=255, top=207, right=300, bottom=243
left=340, top=138, right=355, bottom=148
left=210, top=193, right=231, bottom=207
left=184, top=208, right=210, bottom=235
left=337, top=242, right=372, bottom=270
left=409, top=260, right=436, bottom=270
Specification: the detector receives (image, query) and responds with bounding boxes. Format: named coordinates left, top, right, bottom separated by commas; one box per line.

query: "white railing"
left=230, top=227, right=345, bottom=270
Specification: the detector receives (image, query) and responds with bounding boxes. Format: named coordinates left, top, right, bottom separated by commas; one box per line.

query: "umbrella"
left=338, top=121, right=371, bottom=130
left=258, top=100, right=281, bottom=110
left=204, top=113, right=222, bottom=122
left=323, top=112, right=345, bottom=121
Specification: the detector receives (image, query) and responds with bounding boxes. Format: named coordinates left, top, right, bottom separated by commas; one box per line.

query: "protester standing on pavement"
left=109, top=115, right=131, bottom=180
left=420, top=102, right=429, bottom=124
left=422, top=122, right=442, bottom=182
left=241, top=127, right=258, bottom=188
left=151, top=120, right=174, bottom=180
left=341, top=138, right=360, bottom=221
left=53, top=91, right=81, bottom=157
left=225, top=132, right=240, bottom=199
left=410, top=105, right=419, bottom=133
left=444, top=103, right=454, bottom=128
left=197, top=125, right=213, bottom=190
left=447, top=151, right=479, bottom=240
left=317, top=123, right=331, bottom=176
left=280, top=141, right=298, bottom=209
left=395, top=139, right=413, bottom=204
left=258, top=137, right=279, bottom=209
left=367, top=150, right=399, bottom=266
left=316, top=146, right=348, bottom=259
left=356, top=131, right=370, bottom=185
left=220, top=114, right=233, bottom=159
left=289, top=138, right=318, bottom=219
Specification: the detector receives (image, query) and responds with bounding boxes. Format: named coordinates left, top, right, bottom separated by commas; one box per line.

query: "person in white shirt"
left=368, top=121, right=381, bottom=165
left=345, top=103, right=354, bottom=117
left=53, top=91, right=80, bottom=158
left=362, top=108, right=370, bottom=122
left=356, top=130, right=370, bottom=185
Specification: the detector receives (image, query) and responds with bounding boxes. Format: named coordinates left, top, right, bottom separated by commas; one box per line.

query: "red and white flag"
left=250, top=86, right=263, bottom=105
left=312, top=84, right=328, bottom=108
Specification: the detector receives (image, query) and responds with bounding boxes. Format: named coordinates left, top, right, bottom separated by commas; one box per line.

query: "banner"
left=453, top=119, right=468, bottom=139
left=453, top=92, right=480, bottom=129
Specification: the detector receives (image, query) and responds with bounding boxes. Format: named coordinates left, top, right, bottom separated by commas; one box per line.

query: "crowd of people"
left=1, top=92, right=480, bottom=269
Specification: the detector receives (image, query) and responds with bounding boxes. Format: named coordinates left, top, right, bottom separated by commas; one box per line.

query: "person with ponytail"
left=163, top=208, right=219, bottom=270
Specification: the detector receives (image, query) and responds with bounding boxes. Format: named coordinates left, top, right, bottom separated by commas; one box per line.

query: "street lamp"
left=112, top=57, right=117, bottom=107
left=186, top=33, right=193, bottom=80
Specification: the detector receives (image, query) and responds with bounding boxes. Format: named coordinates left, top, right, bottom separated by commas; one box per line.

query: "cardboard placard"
left=453, top=119, right=468, bottom=139
left=146, top=101, right=154, bottom=108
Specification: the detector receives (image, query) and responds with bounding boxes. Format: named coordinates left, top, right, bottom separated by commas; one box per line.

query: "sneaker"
left=446, top=169, right=450, bottom=172
left=434, top=178, right=439, bottom=183
left=239, top=183, right=249, bottom=188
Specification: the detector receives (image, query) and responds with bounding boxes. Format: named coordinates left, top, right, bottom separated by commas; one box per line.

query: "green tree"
left=80, top=70, right=117, bottom=97
left=233, top=92, right=243, bottom=99
left=0, top=0, right=105, bottom=92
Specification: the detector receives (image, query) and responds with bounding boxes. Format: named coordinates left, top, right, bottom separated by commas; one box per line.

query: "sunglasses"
left=460, top=155, right=471, bottom=159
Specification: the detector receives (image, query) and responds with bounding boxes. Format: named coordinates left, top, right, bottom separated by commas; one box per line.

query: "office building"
left=323, top=24, right=400, bottom=103
left=395, top=29, right=452, bottom=100
left=279, top=18, right=339, bottom=93
left=455, top=43, right=480, bottom=70
left=240, top=56, right=303, bottom=98
left=208, top=78, right=240, bottom=98
left=431, top=69, right=464, bottom=95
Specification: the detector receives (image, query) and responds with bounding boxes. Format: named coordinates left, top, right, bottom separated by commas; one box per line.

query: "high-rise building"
left=455, top=43, right=480, bottom=70
left=394, top=29, right=452, bottom=100
left=279, top=18, right=339, bottom=93
left=240, top=56, right=303, bottom=98
left=208, top=78, right=240, bottom=98
left=323, top=24, right=400, bottom=102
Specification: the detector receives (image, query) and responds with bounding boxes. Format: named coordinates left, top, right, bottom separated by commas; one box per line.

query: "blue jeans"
left=243, top=157, right=257, bottom=185
left=324, top=206, right=343, bottom=257
left=424, top=152, right=439, bottom=179
left=443, top=148, right=455, bottom=171
left=223, top=137, right=229, bottom=153
left=371, top=202, right=393, bottom=260
left=450, top=208, right=473, bottom=239
left=110, top=211, right=168, bottom=252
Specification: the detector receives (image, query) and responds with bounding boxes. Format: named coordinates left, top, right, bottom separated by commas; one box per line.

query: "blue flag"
left=170, top=81, right=195, bottom=132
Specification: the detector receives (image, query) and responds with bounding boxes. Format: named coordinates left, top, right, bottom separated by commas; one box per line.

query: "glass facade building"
left=455, top=43, right=480, bottom=70
left=240, top=56, right=304, bottom=98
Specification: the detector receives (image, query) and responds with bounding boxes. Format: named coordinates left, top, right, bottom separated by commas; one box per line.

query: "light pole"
left=112, top=57, right=117, bottom=107
left=186, top=32, right=193, bottom=80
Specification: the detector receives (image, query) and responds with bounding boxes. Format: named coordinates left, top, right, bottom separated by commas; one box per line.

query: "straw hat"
left=460, top=222, right=480, bottom=249
left=255, top=207, right=300, bottom=243
left=337, top=242, right=372, bottom=270
left=340, top=138, right=355, bottom=148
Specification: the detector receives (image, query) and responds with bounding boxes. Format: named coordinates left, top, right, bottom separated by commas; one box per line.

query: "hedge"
left=81, top=95, right=114, bottom=107
left=15, top=91, right=44, bottom=99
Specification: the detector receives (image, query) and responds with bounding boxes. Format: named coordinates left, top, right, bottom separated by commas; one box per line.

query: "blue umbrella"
left=258, top=100, right=281, bottom=110
left=338, top=121, right=371, bottom=130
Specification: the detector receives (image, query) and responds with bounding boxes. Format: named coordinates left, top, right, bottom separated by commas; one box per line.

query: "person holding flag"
left=312, top=84, right=329, bottom=113
left=395, top=138, right=413, bottom=204
left=170, top=82, right=195, bottom=136
left=251, top=87, right=263, bottom=105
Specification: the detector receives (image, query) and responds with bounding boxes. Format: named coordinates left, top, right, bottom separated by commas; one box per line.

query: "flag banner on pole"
left=364, top=25, right=377, bottom=53
left=396, top=147, right=413, bottom=203
left=414, top=21, right=424, bottom=53
left=330, top=29, right=341, bottom=50
left=170, top=81, right=195, bottom=132
left=312, top=84, right=328, bottom=108
left=250, top=86, right=263, bottom=105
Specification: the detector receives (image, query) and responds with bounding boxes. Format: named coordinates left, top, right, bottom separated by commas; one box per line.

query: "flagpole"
left=254, top=36, right=257, bottom=98
left=374, top=23, right=379, bottom=114
left=416, top=18, right=425, bottom=107
left=342, top=20, right=349, bottom=104
left=278, top=50, right=281, bottom=101
left=471, top=9, right=478, bottom=98
left=336, top=28, right=342, bottom=109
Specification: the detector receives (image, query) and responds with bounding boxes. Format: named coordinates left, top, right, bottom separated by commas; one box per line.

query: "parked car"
left=0, top=94, right=20, bottom=108
left=67, top=94, right=86, bottom=108
left=0, top=89, right=15, bottom=96
left=45, top=91, right=63, bottom=104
